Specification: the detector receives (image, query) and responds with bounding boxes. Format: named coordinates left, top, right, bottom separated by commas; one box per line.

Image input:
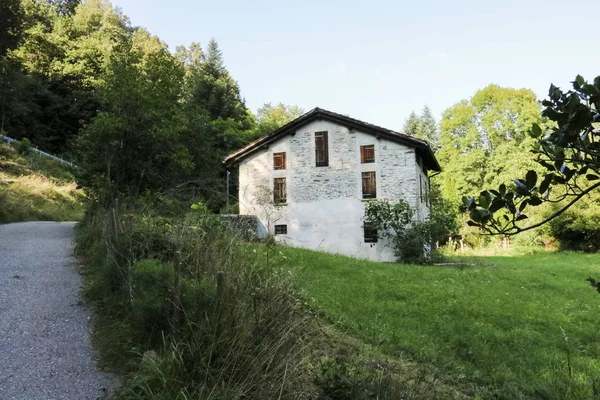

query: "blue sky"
left=112, top=0, right=600, bottom=131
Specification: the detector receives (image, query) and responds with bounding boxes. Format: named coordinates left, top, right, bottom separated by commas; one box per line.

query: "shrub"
left=364, top=199, right=452, bottom=263
left=14, top=138, right=31, bottom=155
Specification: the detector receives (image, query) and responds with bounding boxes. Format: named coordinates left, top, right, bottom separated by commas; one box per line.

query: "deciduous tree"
left=462, top=75, right=600, bottom=237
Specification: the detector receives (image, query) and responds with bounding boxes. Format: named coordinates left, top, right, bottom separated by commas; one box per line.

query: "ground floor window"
left=275, top=224, right=287, bottom=235
left=363, top=225, right=378, bottom=243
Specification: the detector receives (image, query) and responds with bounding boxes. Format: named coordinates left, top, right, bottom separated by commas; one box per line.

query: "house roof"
left=223, top=107, right=441, bottom=172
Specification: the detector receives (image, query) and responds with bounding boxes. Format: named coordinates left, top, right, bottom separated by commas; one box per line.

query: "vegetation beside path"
left=0, top=143, right=84, bottom=223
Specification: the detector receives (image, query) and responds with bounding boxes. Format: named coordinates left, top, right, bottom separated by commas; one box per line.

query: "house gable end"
left=224, top=108, right=441, bottom=172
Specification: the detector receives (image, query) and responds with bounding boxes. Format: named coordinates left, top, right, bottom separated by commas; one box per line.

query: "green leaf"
left=467, top=221, right=480, bottom=227
left=470, top=209, right=483, bottom=223
left=587, top=174, right=600, bottom=181
left=530, top=123, right=542, bottom=138
left=581, top=84, right=599, bottom=97
left=525, top=170, right=537, bottom=190
left=489, top=199, right=506, bottom=213
left=538, top=160, right=554, bottom=171
left=519, top=199, right=529, bottom=212
left=516, top=214, right=528, bottom=221
left=479, top=191, right=491, bottom=209
left=574, top=75, right=585, bottom=90
left=499, top=184, right=506, bottom=197
left=539, top=174, right=553, bottom=194
left=529, top=197, right=543, bottom=206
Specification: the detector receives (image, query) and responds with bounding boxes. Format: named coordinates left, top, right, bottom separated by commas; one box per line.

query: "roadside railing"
left=0, top=134, right=76, bottom=168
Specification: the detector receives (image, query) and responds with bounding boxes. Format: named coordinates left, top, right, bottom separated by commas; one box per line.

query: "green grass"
left=0, top=144, right=84, bottom=222
left=275, top=246, right=600, bottom=399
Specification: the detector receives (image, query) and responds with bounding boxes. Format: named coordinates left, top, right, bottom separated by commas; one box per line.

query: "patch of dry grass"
left=0, top=144, right=84, bottom=222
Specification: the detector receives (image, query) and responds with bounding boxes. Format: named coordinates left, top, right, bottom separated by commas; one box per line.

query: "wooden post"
left=216, top=271, right=225, bottom=305
left=172, top=250, right=183, bottom=337
left=216, top=271, right=226, bottom=335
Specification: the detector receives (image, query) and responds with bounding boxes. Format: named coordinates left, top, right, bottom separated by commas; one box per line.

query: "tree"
left=419, top=105, right=439, bottom=150
left=437, top=85, right=542, bottom=207
left=188, top=39, right=248, bottom=123
left=402, top=111, right=420, bottom=137
left=75, top=39, right=192, bottom=201
left=46, top=0, right=80, bottom=16
left=254, top=102, right=304, bottom=136
left=463, top=75, right=600, bottom=236
left=0, top=0, right=23, bottom=59
left=402, top=106, right=440, bottom=150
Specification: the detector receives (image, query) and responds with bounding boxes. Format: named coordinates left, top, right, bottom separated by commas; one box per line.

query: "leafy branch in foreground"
left=462, top=75, right=600, bottom=235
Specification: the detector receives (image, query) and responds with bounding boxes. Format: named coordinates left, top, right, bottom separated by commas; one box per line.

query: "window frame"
left=360, top=145, right=375, bottom=164
left=274, top=224, right=287, bottom=235
left=363, top=225, right=378, bottom=243
left=315, top=131, right=329, bottom=167
left=273, top=177, right=287, bottom=204
left=273, top=152, right=286, bottom=170
left=361, top=171, right=377, bottom=199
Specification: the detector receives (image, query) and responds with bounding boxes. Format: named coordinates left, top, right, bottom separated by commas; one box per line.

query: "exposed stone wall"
left=236, top=119, right=430, bottom=262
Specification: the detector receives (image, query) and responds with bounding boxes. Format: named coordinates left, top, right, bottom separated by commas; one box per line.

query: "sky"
left=111, top=0, right=600, bottom=131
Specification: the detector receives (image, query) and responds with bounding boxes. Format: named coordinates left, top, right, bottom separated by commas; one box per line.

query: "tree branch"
left=504, top=181, right=600, bottom=236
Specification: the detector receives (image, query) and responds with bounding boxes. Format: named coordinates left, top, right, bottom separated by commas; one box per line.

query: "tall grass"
left=78, top=203, right=461, bottom=399
left=0, top=144, right=83, bottom=222
left=77, top=204, right=314, bottom=399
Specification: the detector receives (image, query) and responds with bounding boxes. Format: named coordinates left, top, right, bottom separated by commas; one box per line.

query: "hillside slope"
left=0, top=143, right=84, bottom=223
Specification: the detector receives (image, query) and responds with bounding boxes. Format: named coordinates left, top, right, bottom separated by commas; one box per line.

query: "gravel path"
left=0, top=222, right=113, bottom=400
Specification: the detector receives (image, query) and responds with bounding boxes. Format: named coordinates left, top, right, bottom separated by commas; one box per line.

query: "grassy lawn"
left=0, top=144, right=84, bottom=223
left=275, top=246, right=600, bottom=399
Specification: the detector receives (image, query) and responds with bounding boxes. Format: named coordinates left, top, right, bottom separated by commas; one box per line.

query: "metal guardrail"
left=0, top=134, right=76, bottom=168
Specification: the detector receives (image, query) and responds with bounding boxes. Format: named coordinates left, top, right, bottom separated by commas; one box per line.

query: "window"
left=275, top=224, right=287, bottom=235
left=315, top=131, right=329, bottom=167
left=273, top=152, right=286, bottom=170
left=273, top=177, right=286, bottom=204
left=364, top=225, right=378, bottom=243
left=362, top=171, right=376, bottom=199
left=360, top=145, right=375, bottom=163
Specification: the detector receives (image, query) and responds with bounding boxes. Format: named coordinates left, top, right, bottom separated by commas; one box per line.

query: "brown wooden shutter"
left=273, top=152, right=286, bottom=170
left=273, top=177, right=287, bottom=203
left=361, top=171, right=376, bottom=199
left=315, top=132, right=328, bottom=167
left=360, top=145, right=375, bottom=163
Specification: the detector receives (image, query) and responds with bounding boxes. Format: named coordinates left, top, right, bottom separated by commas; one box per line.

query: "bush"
left=14, top=138, right=31, bottom=155
left=364, top=199, right=452, bottom=264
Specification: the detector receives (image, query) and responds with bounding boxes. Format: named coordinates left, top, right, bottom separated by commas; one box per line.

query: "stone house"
left=224, top=107, right=441, bottom=262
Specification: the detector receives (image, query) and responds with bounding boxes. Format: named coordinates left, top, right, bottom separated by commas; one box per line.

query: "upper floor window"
left=362, top=171, right=376, bottom=199
left=315, top=131, right=329, bottom=167
left=273, top=152, right=286, bottom=170
left=273, top=177, right=287, bottom=204
left=360, top=145, right=375, bottom=163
